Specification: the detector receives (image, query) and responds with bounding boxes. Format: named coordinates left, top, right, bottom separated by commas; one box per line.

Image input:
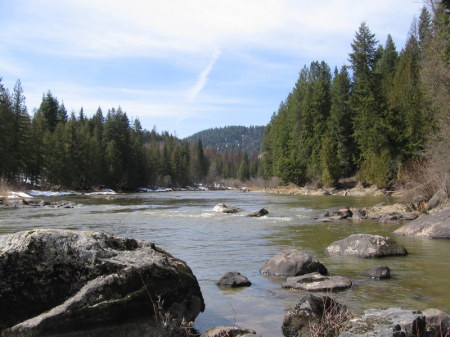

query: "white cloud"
left=2, top=0, right=425, bottom=136
left=4, top=0, right=423, bottom=62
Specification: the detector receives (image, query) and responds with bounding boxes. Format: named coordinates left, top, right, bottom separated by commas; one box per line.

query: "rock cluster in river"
left=0, top=199, right=77, bottom=209
left=0, top=229, right=204, bottom=337
left=282, top=295, right=450, bottom=337
left=340, top=307, right=450, bottom=337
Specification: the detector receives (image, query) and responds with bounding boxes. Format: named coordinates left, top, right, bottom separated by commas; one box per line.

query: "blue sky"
left=1, top=0, right=424, bottom=138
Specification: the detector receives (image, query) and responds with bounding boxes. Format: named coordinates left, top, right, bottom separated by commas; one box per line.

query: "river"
left=0, top=190, right=449, bottom=336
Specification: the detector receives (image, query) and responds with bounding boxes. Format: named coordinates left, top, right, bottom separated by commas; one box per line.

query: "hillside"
left=186, top=125, right=265, bottom=155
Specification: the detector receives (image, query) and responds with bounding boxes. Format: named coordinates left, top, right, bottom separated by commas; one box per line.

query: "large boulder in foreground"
left=282, top=293, right=351, bottom=337
left=393, top=207, right=450, bottom=239
left=282, top=272, right=352, bottom=292
left=325, top=234, right=408, bottom=258
left=0, top=229, right=204, bottom=337
left=260, top=249, right=327, bottom=277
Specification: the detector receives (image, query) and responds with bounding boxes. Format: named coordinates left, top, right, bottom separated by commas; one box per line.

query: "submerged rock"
left=216, top=272, right=251, bottom=288
left=325, top=234, right=408, bottom=258
left=212, top=203, right=240, bottom=214
left=247, top=208, right=269, bottom=217
left=260, top=249, right=327, bottom=277
left=352, top=208, right=368, bottom=221
left=282, top=272, right=352, bottom=292
left=368, top=265, right=391, bottom=279
left=0, top=229, right=204, bottom=337
left=318, top=206, right=353, bottom=221
left=393, top=207, right=450, bottom=239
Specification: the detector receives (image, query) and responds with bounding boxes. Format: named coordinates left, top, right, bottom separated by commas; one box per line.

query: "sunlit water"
left=0, top=190, right=449, bottom=336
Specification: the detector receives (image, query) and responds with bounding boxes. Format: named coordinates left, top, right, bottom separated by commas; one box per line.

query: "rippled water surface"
left=1, top=190, right=449, bottom=336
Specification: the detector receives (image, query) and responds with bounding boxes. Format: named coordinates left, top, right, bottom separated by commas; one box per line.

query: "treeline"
left=262, top=4, right=449, bottom=188
left=186, top=125, right=265, bottom=155
left=0, top=86, right=260, bottom=190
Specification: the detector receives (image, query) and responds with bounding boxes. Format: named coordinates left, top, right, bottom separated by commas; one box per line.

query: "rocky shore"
left=1, top=187, right=449, bottom=337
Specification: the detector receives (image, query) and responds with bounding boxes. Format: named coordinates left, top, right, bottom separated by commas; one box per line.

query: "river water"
left=0, top=190, right=449, bottom=336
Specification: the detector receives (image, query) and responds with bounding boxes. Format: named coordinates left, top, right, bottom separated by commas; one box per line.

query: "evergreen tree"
left=0, top=79, right=13, bottom=180
left=320, top=135, right=340, bottom=187
left=328, top=66, right=355, bottom=177
left=10, top=80, right=30, bottom=181
left=238, top=152, right=250, bottom=181
left=350, top=22, right=391, bottom=184
left=190, top=140, right=208, bottom=183
left=37, top=91, right=61, bottom=132
left=103, top=107, right=131, bottom=189
left=418, top=6, right=433, bottom=49
left=388, top=34, right=431, bottom=163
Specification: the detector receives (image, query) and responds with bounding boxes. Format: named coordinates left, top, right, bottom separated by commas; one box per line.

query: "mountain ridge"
left=185, top=125, right=265, bottom=155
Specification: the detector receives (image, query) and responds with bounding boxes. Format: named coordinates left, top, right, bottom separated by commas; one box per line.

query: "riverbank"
left=248, top=182, right=388, bottom=197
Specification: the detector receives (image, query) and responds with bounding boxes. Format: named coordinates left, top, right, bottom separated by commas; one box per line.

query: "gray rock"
left=282, top=272, right=352, bottom=292
left=340, top=307, right=449, bottom=337
left=352, top=208, right=368, bottom=221
left=0, top=229, right=204, bottom=336
left=377, top=213, right=402, bottom=225
left=423, top=308, right=450, bottom=337
left=260, top=249, right=327, bottom=277
left=393, top=207, right=450, bottom=239
left=212, top=203, right=240, bottom=213
left=368, top=266, right=391, bottom=279
left=325, top=234, right=408, bottom=258
left=216, top=272, right=251, bottom=288
left=282, top=293, right=351, bottom=337
left=319, top=206, right=353, bottom=220
left=426, top=190, right=445, bottom=211
left=201, top=326, right=261, bottom=337
left=247, top=208, right=269, bottom=217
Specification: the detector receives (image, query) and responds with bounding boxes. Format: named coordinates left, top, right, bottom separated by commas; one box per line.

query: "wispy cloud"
left=186, top=48, right=221, bottom=102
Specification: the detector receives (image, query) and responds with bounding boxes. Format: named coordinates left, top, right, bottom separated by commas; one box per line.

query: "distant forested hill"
left=186, top=126, right=265, bottom=154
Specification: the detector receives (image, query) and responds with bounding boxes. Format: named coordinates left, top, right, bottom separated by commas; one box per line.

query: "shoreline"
left=247, top=183, right=394, bottom=198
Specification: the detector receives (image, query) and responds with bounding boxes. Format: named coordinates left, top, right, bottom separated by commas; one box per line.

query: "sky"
left=0, top=0, right=425, bottom=138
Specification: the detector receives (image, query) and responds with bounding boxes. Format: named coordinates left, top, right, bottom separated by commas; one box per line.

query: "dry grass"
left=399, top=147, right=450, bottom=209
left=0, top=180, right=12, bottom=199
left=151, top=296, right=197, bottom=337
left=139, top=273, right=198, bottom=337
left=308, top=296, right=352, bottom=337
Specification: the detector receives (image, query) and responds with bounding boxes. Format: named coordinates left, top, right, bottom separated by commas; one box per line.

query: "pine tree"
left=238, top=152, right=250, bottom=181
left=0, top=79, right=13, bottom=180
left=328, top=66, right=355, bottom=177
left=10, top=80, right=30, bottom=182
left=37, top=91, right=61, bottom=132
